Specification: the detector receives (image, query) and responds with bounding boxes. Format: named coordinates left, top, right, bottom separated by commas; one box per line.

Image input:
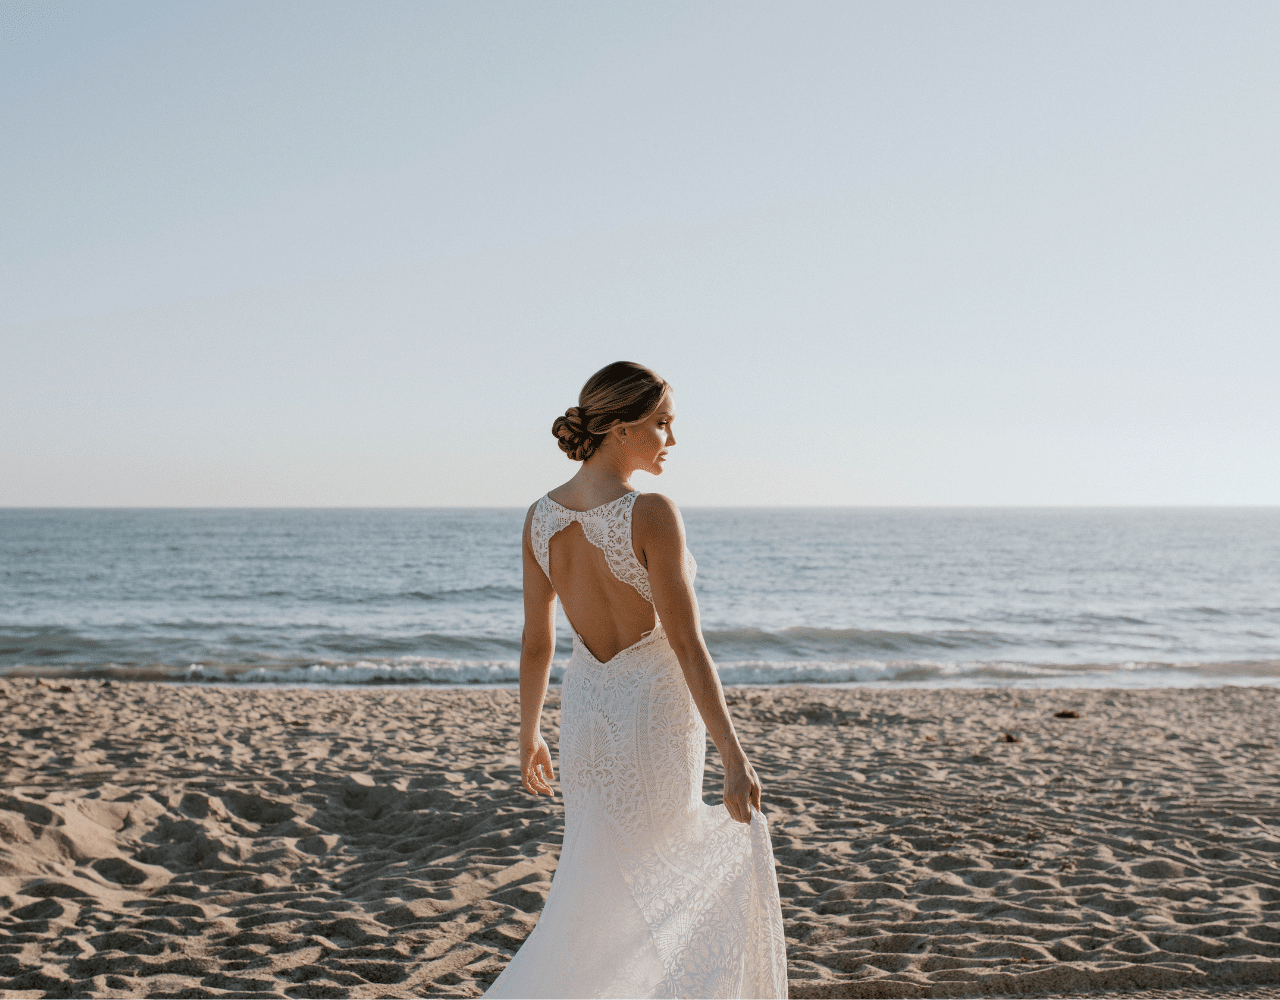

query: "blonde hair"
left=552, top=362, right=669, bottom=462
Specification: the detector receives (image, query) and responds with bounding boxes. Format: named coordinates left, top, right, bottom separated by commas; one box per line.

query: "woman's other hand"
left=521, top=735, right=556, bottom=796
left=722, top=752, right=762, bottom=824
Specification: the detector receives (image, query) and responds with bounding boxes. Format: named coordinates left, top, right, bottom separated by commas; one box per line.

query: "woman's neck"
left=555, top=454, right=634, bottom=507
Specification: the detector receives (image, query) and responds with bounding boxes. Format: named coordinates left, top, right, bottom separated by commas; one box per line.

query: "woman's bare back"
left=542, top=491, right=656, bottom=662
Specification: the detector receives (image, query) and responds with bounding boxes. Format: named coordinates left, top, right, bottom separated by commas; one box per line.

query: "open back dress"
left=484, top=491, right=787, bottom=999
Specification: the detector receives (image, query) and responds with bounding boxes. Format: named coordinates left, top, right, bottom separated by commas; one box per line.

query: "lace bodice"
left=530, top=491, right=696, bottom=605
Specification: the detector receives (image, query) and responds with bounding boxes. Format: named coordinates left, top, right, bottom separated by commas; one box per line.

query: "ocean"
left=1, top=507, right=1277, bottom=689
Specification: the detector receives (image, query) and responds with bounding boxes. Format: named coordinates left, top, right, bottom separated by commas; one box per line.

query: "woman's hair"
left=552, top=361, right=669, bottom=462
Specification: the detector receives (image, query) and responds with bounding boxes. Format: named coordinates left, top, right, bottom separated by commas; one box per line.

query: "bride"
left=485, top=362, right=787, bottom=999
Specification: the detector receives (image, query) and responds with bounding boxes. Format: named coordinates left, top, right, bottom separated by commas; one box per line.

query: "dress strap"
left=582, top=492, right=651, bottom=604
left=530, top=492, right=652, bottom=604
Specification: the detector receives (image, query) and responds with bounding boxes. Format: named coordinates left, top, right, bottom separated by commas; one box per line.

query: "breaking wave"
left=5, top=655, right=1279, bottom=690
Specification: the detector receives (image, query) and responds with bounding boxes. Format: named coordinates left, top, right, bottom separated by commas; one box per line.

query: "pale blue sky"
left=3, top=1, right=1277, bottom=506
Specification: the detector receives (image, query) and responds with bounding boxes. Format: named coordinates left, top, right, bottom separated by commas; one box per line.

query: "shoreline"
left=4, top=661, right=1280, bottom=694
left=2, top=680, right=1278, bottom=997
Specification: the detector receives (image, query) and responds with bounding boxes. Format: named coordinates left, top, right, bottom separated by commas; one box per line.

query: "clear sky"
left=3, top=1, right=1277, bottom=506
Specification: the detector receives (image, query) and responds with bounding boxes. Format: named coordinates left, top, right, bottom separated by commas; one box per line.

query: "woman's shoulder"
left=632, top=492, right=684, bottom=542
left=632, top=490, right=679, bottom=515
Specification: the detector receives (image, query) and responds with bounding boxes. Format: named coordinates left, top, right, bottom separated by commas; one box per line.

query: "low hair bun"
left=551, top=362, right=669, bottom=463
left=552, top=406, right=602, bottom=462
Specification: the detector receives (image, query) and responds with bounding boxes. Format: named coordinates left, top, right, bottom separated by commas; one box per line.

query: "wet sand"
left=1, top=679, right=1278, bottom=998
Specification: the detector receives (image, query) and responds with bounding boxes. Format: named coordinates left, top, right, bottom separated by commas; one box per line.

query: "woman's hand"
left=521, top=734, right=556, bottom=796
left=722, top=751, right=762, bottom=824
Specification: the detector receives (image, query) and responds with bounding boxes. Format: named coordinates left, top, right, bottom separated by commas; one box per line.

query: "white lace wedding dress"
left=485, top=491, right=787, bottom=999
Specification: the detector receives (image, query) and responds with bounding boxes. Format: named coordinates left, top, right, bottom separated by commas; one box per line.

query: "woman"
left=485, top=362, right=786, bottom=999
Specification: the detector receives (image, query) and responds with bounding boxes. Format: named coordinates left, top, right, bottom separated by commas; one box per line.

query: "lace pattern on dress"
left=488, top=492, right=784, bottom=999
left=551, top=629, right=786, bottom=998
left=530, top=492, right=696, bottom=605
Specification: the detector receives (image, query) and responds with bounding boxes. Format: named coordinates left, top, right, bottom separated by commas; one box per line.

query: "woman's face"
left=626, top=390, right=676, bottom=475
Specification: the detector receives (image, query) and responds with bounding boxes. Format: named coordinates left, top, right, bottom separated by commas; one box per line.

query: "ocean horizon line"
left=4, top=503, right=1279, bottom=511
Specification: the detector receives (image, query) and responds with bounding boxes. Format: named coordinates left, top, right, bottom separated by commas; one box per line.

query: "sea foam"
left=164, top=656, right=1280, bottom=690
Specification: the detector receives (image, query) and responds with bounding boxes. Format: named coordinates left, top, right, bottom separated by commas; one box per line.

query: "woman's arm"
left=519, top=504, right=558, bottom=796
left=635, top=494, right=761, bottom=824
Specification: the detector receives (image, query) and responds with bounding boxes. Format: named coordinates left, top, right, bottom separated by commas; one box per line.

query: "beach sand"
left=1, top=679, right=1278, bottom=999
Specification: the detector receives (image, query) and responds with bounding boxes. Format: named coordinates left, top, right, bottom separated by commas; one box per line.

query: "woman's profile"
left=485, top=362, right=787, bottom=999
